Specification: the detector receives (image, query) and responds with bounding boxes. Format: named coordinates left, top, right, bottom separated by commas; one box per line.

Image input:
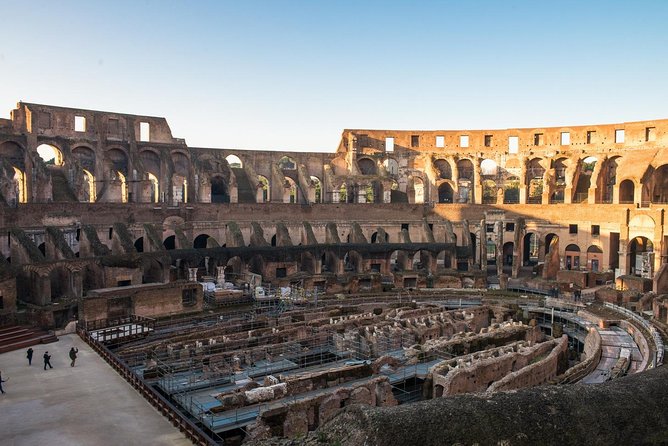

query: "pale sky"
left=1, top=0, right=667, bottom=152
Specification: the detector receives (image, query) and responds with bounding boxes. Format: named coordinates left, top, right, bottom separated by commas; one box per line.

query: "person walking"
left=0, top=370, right=7, bottom=394
left=69, top=347, right=79, bottom=367
left=26, top=347, right=34, bottom=366
left=43, top=351, right=53, bottom=370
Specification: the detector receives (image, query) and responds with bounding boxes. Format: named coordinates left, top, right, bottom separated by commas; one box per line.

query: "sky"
left=1, top=0, right=667, bottom=152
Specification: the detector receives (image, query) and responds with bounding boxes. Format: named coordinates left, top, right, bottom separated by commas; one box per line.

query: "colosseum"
left=1, top=102, right=667, bottom=445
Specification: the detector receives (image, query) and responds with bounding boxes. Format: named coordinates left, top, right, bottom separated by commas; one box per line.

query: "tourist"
left=43, top=351, right=53, bottom=370
left=69, top=347, right=79, bottom=367
left=0, top=370, right=7, bottom=394
left=26, top=347, right=34, bottom=366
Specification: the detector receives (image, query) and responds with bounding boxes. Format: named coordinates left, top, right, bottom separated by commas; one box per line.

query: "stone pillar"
left=188, top=267, right=198, bottom=282
left=70, top=268, right=83, bottom=298
left=216, top=266, right=226, bottom=286
left=512, top=218, right=523, bottom=279
left=634, top=183, right=643, bottom=205
left=480, top=218, right=487, bottom=271
left=495, top=221, right=503, bottom=276
left=34, top=270, right=51, bottom=306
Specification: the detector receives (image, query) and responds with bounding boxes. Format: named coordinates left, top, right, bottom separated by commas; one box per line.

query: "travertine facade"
left=1, top=102, right=667, bottom=326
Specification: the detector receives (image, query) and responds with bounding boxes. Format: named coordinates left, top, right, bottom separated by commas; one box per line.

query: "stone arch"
left=163, top=235, right=176, bottom=250
left=336, top=183, right=347, bottom=204
left=171, top=152, right=190, bottom=204
left=72, top=146, right=96, bottom=172
left=81, top=169, right=96, bottom=203
left=436, top=250, right=452, bottom=270
left=194, top=233, right=215, bottom=249
left=413, top=177, right=425, bottom=204
left=598, top=156, right=621, bottom=203
left=523, top=232, right=539, bottom=266
left=502, top=242, right=514, bottom=266
left=412, top=250, right=432, bottom=272
left=49, top=266, right=70, bottom=300
left=310, top=175, right=322, bottom=203
left=503, top=176, right=520, bottom=204
left=551, top=157, right=568, bottom=203
left=226, top=256, right=243, bottom=277
left=619, top=179, right=635, bottom=203
left=480, top=159, right=497, bottom=176
left=321, top=250, right=339, bottom=273
left=456, top=159, right=474, bottom=203
left=649, top=164, right=668, bottom=204
left=438, top=182, right=454, bottom=203
left=629, top=236, right=653, bottom=276
left=526, top=158, right=545, bottom=204
left=257, top=175, right=270, bottom=203
left=134, top=237, right=144, bottom=253
left=357, top=157, right=377, bottom=175
left=278, top=156, right=296, bottom=170
left=225, top=154, right=243, bottom=168
left=390, top=250, right=408, bottom=272
left=36, top=143, right=64, bottom=166
left=248, top=255, right=265, bottom=275
left=143, top=258, right=165, bottom=283
left=383, top=158, right=398, bottom=176
left=210, top=175, right=230, bottom=203
left=565, top=244, right=581, bottom=270
left=300, top=251, right=316, bottom=274
left=283, top=177, right=298, bottom=203
left=433, top=158, right=452, bottom=180
left=572, top=156, right=597, bottom=203
left=587, top=245, right=603, bottom=272
left=343, top=250, right=363, bottom=273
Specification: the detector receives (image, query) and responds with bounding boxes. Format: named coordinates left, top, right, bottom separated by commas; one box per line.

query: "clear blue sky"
left=1, top=0, right=667, bottom=151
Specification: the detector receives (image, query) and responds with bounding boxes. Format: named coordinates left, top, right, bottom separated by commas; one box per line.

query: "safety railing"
left=603, top=302, right=664, bottom=367
left=77, top=327, right=219, bottom=445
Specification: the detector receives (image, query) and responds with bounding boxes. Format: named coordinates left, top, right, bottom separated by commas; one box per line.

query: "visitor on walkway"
left=0, top=370, right=7, bottom=394
left=26, top=347, right=34, bottom=366
left=43, top=351, right=53, bottom=370
left=69, top=347, right=79, bottom=367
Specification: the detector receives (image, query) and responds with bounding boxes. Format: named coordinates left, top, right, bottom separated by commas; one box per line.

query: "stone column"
left=188, top=268, right=198, bottom=282
left=480, top=218, right=487, bottom=271
left=216, top=266, right=226, bottom=286
left=495, top=221, right=503, bottom=276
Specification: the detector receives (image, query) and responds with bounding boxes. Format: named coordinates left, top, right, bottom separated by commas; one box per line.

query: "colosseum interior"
left=1, top=102, right=667, bottom=445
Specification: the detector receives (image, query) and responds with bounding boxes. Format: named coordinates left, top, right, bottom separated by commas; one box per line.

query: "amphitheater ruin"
left=1, top=102, right=667, bottom=445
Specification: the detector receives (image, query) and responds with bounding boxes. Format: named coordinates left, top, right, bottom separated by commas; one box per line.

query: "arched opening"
left=545, top=233, right=559, bottom=262
left=163, top=235, right=176, bottom=250
left=486, top=238, right=497, bottom=264
left=629, top=236, right=653, bottom=276
left=551, top=158, right=568, bottom=203
left=412, top=250, right=431, bottom=272
left=414, top=177, right=424, bottom=204
left=300, top=252, right=316, bottom=274
left=390, top=250, right=407, bottom=272
left=358, top=158, right=376, bottom=175
left=343, top=251, right=362, bottom=272
left=456, top=159, right=474, bottom=203
left=193, top=234, right=213, bottom=249
left=283, top=177, right=297, bottom=203
left=573, top=156, right=597, bottom=203
left=587, top=245, right=603, bottom=272
left=338, top=184, right=347, bottom=203
left=523, top=233, right=539, bottom=266
left=226, top=256, right=243, bottom=278
left=134, top=237, right=144, bottom=253
left=147, top=172, right=159, bottom=203
left=225, top=154, right=243, bottom=168
left=364, top=184, right=375, bottom=203
left=36, top=144, right=63, bottom=166
left=480, top=159, right=497, bottom=176
left=436, top=250, right=452, bottom=270
left=650, top=164, right=668, bottom=204
left=49, top=267, right=69, bottom=300
left=526, top=158, right=545, bottom=204
left=433, top=159, right=452, bottom=180
left=564, top=244, right=581, bottom=270
left=257, top=175, right=269, bottom=203
left=482, top=180, right=497, bottom=204
left=438, top=183, right=454, bottom=203
left=271, top=234, right=277, bottom=247
left=143, top=259, right=164, bottom=283
left=434, top=385, right=444, bottom=398
left=502, top=242, right=514, bottom=266
left=278, top=156, right=296, bottom=170
left=248, top=255, right=264, bottom=275
left=321, top=251, right=339, bottom=273
left=598, top=156, right=620, bottom=203
left=82, top=169, right=96, bottom=203
left=310, top=176, right=322, bottom=203
left=12, top=167, right=27, bottom=204
left=503, top=176, right=520, bottom=204
left=211, top=176, right=230, bottom=203
left=383, top=158, right=398, bottom=176
left=172, top=175, right=188, bottom=204
left=619, top=179, right=635, bottom=203
left=38, top=242, right=46, bottom=256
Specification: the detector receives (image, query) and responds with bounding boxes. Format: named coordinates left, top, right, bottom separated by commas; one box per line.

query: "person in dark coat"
left=0, top=370, right=7, bottom=394
left=43, top=351, right=53, bottom=370
left=69, top=347, right=79, bottom=367
left=26, top=347, right=34, bottom=366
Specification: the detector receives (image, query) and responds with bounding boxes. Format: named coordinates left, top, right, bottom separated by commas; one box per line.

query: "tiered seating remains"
left=0, top=325, right=58, bottom=354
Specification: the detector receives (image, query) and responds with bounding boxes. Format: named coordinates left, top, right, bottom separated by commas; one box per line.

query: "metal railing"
left=602, top=302, right=664, bottom=367
left=77, top=327, right=218, bottom=445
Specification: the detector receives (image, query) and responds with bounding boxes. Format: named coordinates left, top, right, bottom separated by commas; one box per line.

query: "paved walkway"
left=0, top=334, right=192, bottom=446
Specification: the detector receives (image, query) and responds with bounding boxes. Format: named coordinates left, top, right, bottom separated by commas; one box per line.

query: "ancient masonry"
left=0, top=102, right=667, bottom=444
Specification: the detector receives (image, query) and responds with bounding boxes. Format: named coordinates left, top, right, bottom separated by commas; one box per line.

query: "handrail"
left=602, top=302, right=663, bottom=367
left=77, top=327, right=218, bottom=445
